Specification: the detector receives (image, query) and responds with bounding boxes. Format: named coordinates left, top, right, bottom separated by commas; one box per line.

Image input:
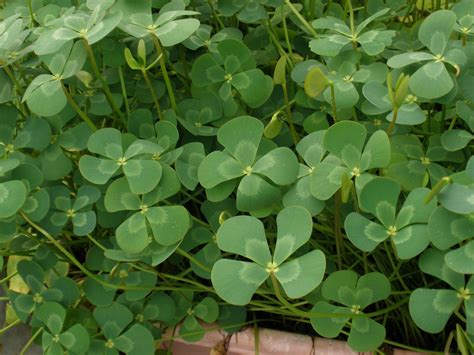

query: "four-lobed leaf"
left=211, top=206, right=326, bottom=305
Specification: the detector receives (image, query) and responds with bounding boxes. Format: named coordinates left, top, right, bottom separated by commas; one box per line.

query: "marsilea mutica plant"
left=0, top=0, right=473, bottom=354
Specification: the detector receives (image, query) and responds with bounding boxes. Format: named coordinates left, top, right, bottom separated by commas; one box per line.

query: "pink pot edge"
left=161, top=323, right=424, bottom=355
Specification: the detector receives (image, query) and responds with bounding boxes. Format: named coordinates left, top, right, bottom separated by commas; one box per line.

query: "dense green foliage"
left=0, top=0, right=473, bottom=353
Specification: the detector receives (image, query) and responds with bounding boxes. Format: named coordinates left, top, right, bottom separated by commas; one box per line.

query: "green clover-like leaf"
left=211, top=206, right=325, bottom=305
left=311, top=270, right=390, bottom=352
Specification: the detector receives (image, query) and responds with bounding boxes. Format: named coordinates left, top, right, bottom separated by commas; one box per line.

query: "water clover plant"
left=211, top=206, right=326, bottom=305
left=191, top=39, right=274, bottom=115
left=310, top=120, right=391, bottom=200
left=409, top=248, right=473, bottom=335
left=91, top=302, right=155, bottom=355
left=310, top=270, right=391, bottom=352
left=344, top=177, right=437, bottom=259
left=41, top=185, right=100, bottom=236
left=103, top=168, right=189, bottom=255
left=310, top=8, right=396, bottom=56
left=217, top=0, right=283, bottom=23
left=198, top=116, right=299, bottom=213
left=37, top=302, right=90, bottom=355
left=387, top=9, right=467, bottom=99
left=9, top=260, right=79, bottom=322
left=79, top=128, right=165, bottom=194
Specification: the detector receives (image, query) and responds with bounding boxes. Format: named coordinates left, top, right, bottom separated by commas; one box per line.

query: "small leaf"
left=273, top=56, right=287, bottom=85
left=304, top=66, right=330, bottom=98
left=37, top=302, right=65, bottom=334
left=193, top=297, right=219, bottom=323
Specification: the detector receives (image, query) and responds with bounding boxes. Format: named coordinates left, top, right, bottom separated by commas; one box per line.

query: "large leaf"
left=348, top=317, right=386, bottom=352
left=409, top=61, right=454, bottom=99
left=236, top=174, right=281, bottom=212
left=345, top=213, right=388, bottom=252
left=0, top=180, right=27, bottom=218
left=217, top=116, right=263, bottom=167
left=154, top=18, right=200, bottom=46
left=418, top=10, right=456, bottom=54
left=310, top=301, right=351, bottom=337
left=445, top=241, right=474, bottom=274
left=24, top=75, right=67, bottom=117
left=324, top=121, right=367, bottom=160
left=409, top=289, right=460, bottom=333
left=93, top=302, right=133, bottom=339
left=114, top=324, right=154, bottom=355
left=252, top=147, right=299, bottom=185
left=276, top=250, right=326, bottom=298
left=123, top=159, right=162, bottom=195
left=116, top=213, right=149, bottom=254
left=273, top=206, right=313, bottom=265
left=211, top=259, right=268, bottom=305
left=429, top=206, right=474, bottom=250
left=216, top=214, right=271, bottom=265
left=146, top=206, right=190, bottom=246
left=197, top=151, right=243, bottom=189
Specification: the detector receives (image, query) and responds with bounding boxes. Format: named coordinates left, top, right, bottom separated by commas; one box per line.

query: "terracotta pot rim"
left=162, top=323, right=422, bottom=355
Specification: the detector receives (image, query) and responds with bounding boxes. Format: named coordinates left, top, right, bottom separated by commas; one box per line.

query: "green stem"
left=281, top=13, right=294, bottom=67
left=61, top=82, right=97, bottom=131
left=151, top=35, right=177, bottom=112
left=207, top=0, right=225, bottom=29
left=383, top=338, right=444, bottom=354
left=0, top=271, right=18, bottom=284
left=27, top=0, right=36, bottom=24
left=334, top=190, right=343, bottom=269
left=141, top=69, right=164, bottom=120
left=0, top=319, right=21, bottom=335
left=118, top=66, right=130, bottom=118
left=329, top=82, right=338, bottom=122
left=384, top=242, right=410, bottom=292
left=4, top=66, right=24, bottom=95
left=176, top=248, right=211, bottom=273
left=85, top=234, right=107, bottom=251
left=282, top=83, right=299, bottom=144
left=269, top=272, right=308, bottom=318
left=82, top=39, right=124, bottom=122
left=386, top=106, right=399, bottom=136
left=20, top=211, right=189, bottom=292
left=20, top=327, right=43, bottom=355
left=284, top=0, right=318, bottom=37
left=347, top=0, right=355, bottom=36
